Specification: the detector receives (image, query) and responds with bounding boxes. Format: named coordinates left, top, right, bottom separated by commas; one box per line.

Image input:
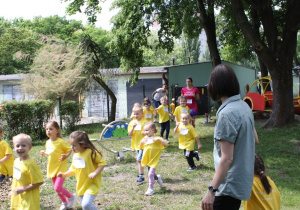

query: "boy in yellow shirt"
left=174, top=113, right=202, bottom=171
left=128, top=104, right=148, bottom=183
left=11, top=134, right=44, bottom=210
left=170, top=98, right=176, bottom=121
left=0, top=126, right=14, bottom=181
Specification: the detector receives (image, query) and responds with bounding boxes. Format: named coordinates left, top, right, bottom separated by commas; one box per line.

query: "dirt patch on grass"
left=0, top=177, right=12, bottom=206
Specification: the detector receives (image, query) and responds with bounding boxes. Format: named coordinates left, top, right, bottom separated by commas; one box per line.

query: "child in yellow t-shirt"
left=155, top=96, right=172, bottom=143
left=170, top=98, right=176, bottom=121
left=58, top=131, right=106, bottom=210
left=173, top=96, right=192, bottom=124
left=40, top=121, right=75, bottom=209
left=174, top=113, right=202, bottom=171
left=0, top=126, right=14, bottom=181
left=128, top=104, right=148, bottom=183
left=140, top=122, right=168, bottom=196
left=143, top=100, right=155, bottom=122
left=243, top=153, right=281, bottom=210
left=11, top=134, right=44, bottom=210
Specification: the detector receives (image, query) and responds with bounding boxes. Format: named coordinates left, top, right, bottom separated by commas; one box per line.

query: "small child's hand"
left=176, top=122, right=180, bottom=127
left=88, top=172, right=97, bottom=179
left=40, top=150, right=46, bottom=156
left=132, top=123, right=137, bottom=128
left=13, top=187, right=24, bottom=195
left=57, top=172, right=64, bottom=178
left=198, top=144, right=202, bottom=149
left=59, top=154, right=68, bottom=162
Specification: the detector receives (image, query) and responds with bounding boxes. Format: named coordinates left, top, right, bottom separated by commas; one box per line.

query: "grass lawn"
left=1, top=115, right=299, bottom=210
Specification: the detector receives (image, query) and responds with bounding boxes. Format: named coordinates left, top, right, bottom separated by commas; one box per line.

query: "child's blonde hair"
left=160, top=96, right=167, bottom=103
left=69, top=131, right=102, bottom=165
left=144, top=122, right=157, bottom=133
left=13, top=133, right=32, bottom=146
left=180, top=112, right=190, bottom=118
left=132, top=103, right=143, bottom=112
left=177, top=95, right=187, bottom=104
left=46, top=121, right=62, bottom=138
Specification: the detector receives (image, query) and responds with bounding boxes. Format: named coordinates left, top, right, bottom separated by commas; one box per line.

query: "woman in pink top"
left=181, top=77, right=200, bottom=127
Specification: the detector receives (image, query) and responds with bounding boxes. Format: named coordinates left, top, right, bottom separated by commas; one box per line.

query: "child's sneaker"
left=135, top=176, right=145, bottom=183
left=187, top=166, right=197, bottom=171
left=59, top=202, right=68, bottom=210
left=0, top=174, right=6, bottom=182
left=67, top=193, right=77, bottom=208
left=145, top=188, right=155, bottom=196
left=166, top=139, right=170, bottom=144
left=194, top=151, right=200, bottom=161
left=156, top=174, right=163, bottom=186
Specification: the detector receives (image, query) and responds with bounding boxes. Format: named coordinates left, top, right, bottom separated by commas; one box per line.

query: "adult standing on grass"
left=201, top=64, right=256, bottom=210
left=152, top=84, right=168, bottom=108
left=181, top=77, right=200, bottom=127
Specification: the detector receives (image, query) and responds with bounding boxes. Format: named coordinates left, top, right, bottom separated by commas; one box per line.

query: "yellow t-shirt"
left=243, top=176, right=281, bottom=210
left=170, top=103, right=175, bottom=114
left=0, top=139, right=14, bottom=176
left=173, top=106, right=190, bottom=122
left=70, top=148, right=106, bottom=196
left=175, top=123, right=198, bottom=151
left=157, top=105, right=170, bottom=123
left=45, top=138, right=71, bottom=178
left=141, top=137, right=166, bottom=169
left=128, top=118, right=147, bottom=150
left=143, top=108, right=155, bottom=122
left=11, top=158, right=44, bottom=210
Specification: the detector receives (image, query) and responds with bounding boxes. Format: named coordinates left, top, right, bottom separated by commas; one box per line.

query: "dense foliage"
left=0, top=100, right=54, bottom=140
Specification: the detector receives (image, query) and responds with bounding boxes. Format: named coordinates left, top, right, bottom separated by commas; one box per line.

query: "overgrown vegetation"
left=61, top=100, right=82, bottom=133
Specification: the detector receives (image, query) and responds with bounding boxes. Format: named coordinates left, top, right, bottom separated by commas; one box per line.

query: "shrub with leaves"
left=0, top=100, right=54, bottom=140
left=61, top=100, right=82, bottom=133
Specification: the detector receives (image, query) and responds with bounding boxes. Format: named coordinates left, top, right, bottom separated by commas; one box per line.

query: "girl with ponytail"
left=243, top=153, right=281, bottom=210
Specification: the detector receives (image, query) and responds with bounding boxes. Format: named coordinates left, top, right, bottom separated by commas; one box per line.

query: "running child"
left=243, top=153, right=281, bottom=210
left=40, top=121, right=76, bottom=210
left=128, top=104, right=148, bottom=183
left=169, top=98, right=176, bottom=121
left=11, top=134, right=44, bottom=210
left=173, top=96, right=192, bottom=124
left=0, top=126, right=14, bottom=181
left=58, top=131, right=106, bottom=210
left=174, top=113, right=201, bottom=171
left=155, top=96, right=172, bottom=143
left=143, top=99, right=155, bottom=122
left=140, top=122, right=168, bottom=196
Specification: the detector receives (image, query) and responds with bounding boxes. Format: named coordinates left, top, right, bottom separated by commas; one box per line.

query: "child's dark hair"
left=69, top=131, right=102, bottom=165
left=255, top=153, right=272, bottom=194
left=144, top=122, right=157, bottom=133
left=177, top=95, right=187, bottom=104
left=46, top=121, right=62, bottom=138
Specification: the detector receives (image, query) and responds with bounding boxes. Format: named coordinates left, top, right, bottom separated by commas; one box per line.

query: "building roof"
left=99, top=66, right=167, bottom=76
left=0, top=74, right=23, bottom=81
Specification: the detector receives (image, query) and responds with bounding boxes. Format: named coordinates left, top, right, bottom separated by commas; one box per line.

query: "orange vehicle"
left=243, top=76, right=300, bottom=114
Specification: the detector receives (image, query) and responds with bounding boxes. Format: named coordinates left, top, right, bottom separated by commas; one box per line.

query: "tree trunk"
left=263, top=64, right=294, bottom=127
left=196, top=0, right=221, bottom=67
left=230, top=0, right=298, bottom=128
left=92, top=75, right=117, bottom=122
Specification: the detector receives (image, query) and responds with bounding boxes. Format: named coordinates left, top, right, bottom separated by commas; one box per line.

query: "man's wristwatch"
left=208, top=185, right=218, bottom=192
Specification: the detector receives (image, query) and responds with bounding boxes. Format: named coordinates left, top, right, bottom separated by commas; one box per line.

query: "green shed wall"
left=167, top=61, right=257, bottom=99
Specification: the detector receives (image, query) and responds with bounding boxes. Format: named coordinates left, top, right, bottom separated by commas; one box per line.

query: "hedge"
left=0, top=100, right=54, bottom=140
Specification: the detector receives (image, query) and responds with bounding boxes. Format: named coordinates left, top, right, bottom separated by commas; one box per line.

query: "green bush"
left=0, top=100, right=54, bottom=140
left=61, top=100, right=82, bottom=133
